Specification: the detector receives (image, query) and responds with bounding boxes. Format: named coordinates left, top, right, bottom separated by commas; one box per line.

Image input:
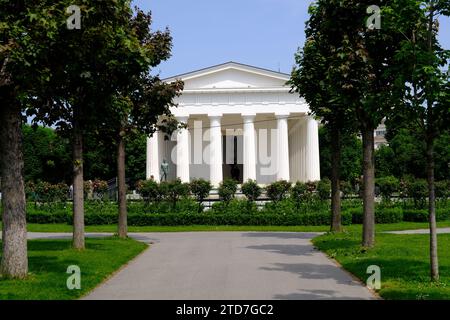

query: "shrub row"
left=348, top=208, right=404, bottom=224
left=402, top=209, right=450, bottom=222
left=348, top=207, right=450, bottom=224
left=62, top=211, right=353, bottom=226
left=22, top=205, right=352, bottom=226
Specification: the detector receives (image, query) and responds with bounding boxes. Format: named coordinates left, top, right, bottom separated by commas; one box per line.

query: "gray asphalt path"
left=80, top=232, right=376, bottom=300
left=2, top=231, right=376, bottom=300
left=385, top=227, right=450, bottom=235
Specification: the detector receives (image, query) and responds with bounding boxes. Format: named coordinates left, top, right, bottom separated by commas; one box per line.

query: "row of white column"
left=147, top=114, right=319, bottom=185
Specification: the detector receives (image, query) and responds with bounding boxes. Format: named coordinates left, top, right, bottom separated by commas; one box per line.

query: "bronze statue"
left=160, top=158, right=169, bottom=182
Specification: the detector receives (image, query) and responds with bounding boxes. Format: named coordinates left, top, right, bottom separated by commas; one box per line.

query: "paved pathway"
left=4, top=231, right=376, bottom=300
left=385, top=227, right=450, bottom=235
left=81, top=232, right=375, bottom=300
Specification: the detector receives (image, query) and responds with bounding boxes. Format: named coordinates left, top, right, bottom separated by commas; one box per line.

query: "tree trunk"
left=72, top=116, right=85, bottom=250
left=425, top=0, right=439, bottom=283
left=117, top=133, right=127, bottom=238
left=0, top=103, right=28, bottom=278
left=330, top=127, right=342, bottom=232
left=426, top=134, right=439, bottom=281
left=362, top=127, right=375, bottom=247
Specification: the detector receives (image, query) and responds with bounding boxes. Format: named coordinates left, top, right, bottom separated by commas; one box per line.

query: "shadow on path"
left=261, top=262, right=360, bottom=286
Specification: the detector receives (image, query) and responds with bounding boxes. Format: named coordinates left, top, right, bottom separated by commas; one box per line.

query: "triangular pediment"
left=164, top=62, right=290, bottom=90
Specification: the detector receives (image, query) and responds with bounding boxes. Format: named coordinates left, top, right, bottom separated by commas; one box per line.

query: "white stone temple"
left=146, top=62, right=320, bottom=186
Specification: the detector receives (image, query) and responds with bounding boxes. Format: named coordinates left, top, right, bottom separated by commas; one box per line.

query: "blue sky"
left=135, top=0, right=450, bottom=78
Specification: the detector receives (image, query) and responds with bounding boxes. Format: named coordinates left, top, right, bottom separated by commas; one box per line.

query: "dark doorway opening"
left=223, top=135, right=243, bottom=183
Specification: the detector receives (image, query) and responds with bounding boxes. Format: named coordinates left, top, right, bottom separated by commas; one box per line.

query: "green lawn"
left=313, top=231, right=450, bottom=299
left=0, top=237, right=147, bottom=300
left=1, top=221, right=449, bottom=233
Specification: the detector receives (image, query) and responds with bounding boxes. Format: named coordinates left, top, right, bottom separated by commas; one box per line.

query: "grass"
left=0, top=221, right=449, bottom=233
left=0, top=237, right=147, bottom=300
left=313, top=230, right=450, bottom=299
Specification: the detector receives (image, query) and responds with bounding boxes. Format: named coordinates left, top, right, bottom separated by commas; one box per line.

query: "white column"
left=299, top=118, right=307, bottom=182
left=176, top=116, right=190, bottom=183
left=209, top=115, right=223, bottom=186
left=276, top=114, right=290, bottom=181
left=304, top=116, right=321, bottom=181
left=146, top=131, right=160, bottom=181
left=243, top=114, right=257, bottom=182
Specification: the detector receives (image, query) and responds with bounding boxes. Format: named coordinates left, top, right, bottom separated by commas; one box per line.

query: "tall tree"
left=0, top=0, right=65, bottom=278
left=290, top=2, right=357, bottom=232
left=307, top=0, right=411, bottom=247
left=391, top=0, right=450, bottom=281
left=112, top=77, right=182, bottom=238
left=32, top=0, right=149, bottom=249
left=92, top=8, right=183, bottom=238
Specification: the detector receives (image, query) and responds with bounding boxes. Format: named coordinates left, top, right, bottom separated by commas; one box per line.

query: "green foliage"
left=377, top=128, right=450, bottom=180
left=241, top=180, right=262, bottom=202
left=376, top=176, right=400, bottom=202
left=436, top=181, right=450, bottom=200
left=403, top=209, right=450, bottom=223
left=316, top=178, right=331, bottom=200
left=0, top=238, right=147, bottom=300
left=313, top=232, right=450, bottom=299
left=349, top=207, right=404, bottom=224
left=407, top=178, right=428, bottom=208
left=136, top=179, right=160, bottom=204
left=266, top=180, right=291, bottom=203
left=21, top=125, right=71, bottom=184
left=240, top=180, right=262, bottom=214
left=211, top=199, right=255, bottom=215
left=218, top=179, right=238, bottom=205
left=190, top=179, right=212, bottom=202
left=126, top=211, right=352, bottom=227
left=318, top=127, right=362, bottom=182
left=125, top=133, right=147, bottom=184
left=190, top=179, right=212, bottom=212
left=290, top=182, right=308, bottom=210
left=340, top=181, right=355, bottom=198
left=11, top=193, right=450, bottom=227
left=375, top=144, right=397, bottom=178
left=25, top=181, right=69, bottom=205
left=164, top=179, right=190, bottom=210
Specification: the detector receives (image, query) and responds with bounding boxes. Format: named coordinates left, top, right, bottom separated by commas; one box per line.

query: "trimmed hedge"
left=24, top=210, right=352, bottom=226
left=127, top=212, right=352, bottom=227
left=27, top=210, right=70, bottom=224
left=403, top=209, right=450, bottom=222
left=7, top=199, right=449, bottom=226
left=348, top=207, right=404, bottom=224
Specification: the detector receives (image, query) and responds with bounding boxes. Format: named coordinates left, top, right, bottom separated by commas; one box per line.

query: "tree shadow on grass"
left=28, top=255, right=79, bottom=273
left=28, top=240, right=72, bottom=251
left=342, top=258, right=450, bottom=283
left=27, top=239, right=107, bottom=252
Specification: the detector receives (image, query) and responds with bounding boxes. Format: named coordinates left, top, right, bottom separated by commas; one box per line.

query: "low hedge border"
left=5, top=203, right=448, bottom=226
left=347, top=208, right=450, bottom=224
left=403, top=209, right=450, bottom=222
left=23, top=210, right=352, bottom=226
left=348, top=208, right=404, bottom=224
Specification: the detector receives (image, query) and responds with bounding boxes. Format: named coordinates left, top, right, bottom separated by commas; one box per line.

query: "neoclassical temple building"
left=146, top=62, right=320, bottom=186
